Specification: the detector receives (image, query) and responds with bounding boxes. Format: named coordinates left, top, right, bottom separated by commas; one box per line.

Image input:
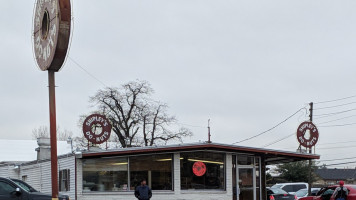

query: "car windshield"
left=295, top=189, right=308, bottom=197
left=11, top=179, right=37, bottom=192
left=270, top=188, right=288, bottom=194
left=272, top=184, right=283, bottom=189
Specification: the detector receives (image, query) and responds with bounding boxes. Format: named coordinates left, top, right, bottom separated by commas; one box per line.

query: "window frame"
left=59, top=169, right=70, bottom=192
left=180, top=151, right=226, bottom=191
left=82, top=152, right=174, bottom=192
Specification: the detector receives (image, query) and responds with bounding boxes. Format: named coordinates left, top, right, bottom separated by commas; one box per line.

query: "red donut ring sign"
left=192, top=161, right=206, bottom=176
left=296, top=121, right=319, bottom=148
left=83, top=114, right=112, bottom=144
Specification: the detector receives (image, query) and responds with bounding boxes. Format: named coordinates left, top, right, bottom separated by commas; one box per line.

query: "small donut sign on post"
left=83, top=114, right=112, bottom=145
left=296, top=121, right=319, bottom=148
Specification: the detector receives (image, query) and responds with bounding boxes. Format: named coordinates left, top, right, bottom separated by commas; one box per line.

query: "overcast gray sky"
left=1, top=0, right=356, bottom=167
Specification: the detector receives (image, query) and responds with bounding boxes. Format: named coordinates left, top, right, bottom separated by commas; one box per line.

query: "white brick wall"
left=225, top=153, right=233, bottom=196
left=173, top=153, right=181, bottom=195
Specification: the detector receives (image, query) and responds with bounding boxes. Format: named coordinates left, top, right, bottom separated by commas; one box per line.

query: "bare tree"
left=32, top=125, right=73, bottom=141
left=141, top=102, right=191, bottom=146
left=32, top=126, right=49, bottom=139
left=87, top=80, right=192, bottom=147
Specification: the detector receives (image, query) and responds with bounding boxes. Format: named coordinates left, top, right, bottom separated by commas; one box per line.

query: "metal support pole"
left=308, top=102, right=313, bottom=196
left=261, top=155, right=267, bottom=200
left=208, top=119, right=211, bottom=143
left=48, top=70, right=59, bottom=199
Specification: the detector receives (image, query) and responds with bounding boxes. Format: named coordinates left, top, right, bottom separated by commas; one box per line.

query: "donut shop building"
left=75, top=142, right=319, bottom=200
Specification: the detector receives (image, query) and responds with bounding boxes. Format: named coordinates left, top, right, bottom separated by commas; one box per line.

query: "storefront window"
left=180, top=152, right=225, bottom=190
left=83, top=157, right=128, bottom=192
left=129, top=154, right=172, bottom=190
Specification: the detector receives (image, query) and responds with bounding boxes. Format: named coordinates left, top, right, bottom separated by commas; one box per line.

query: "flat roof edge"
left=81, top=143, right=320, bottom=160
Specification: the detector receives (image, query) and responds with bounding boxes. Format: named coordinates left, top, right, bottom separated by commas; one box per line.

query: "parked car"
left=299, top=185, right=356, bottom=200
left=272, top=182, right=308, bottom=194
left=0, top=177, right=69, bottom=200
left=295, top=188, right=321, bottom=199
left=267, top=188, right=298, bottom=200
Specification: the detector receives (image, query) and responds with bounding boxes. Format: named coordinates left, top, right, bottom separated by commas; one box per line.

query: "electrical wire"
left=175, top=122, right=206, bottom=128
left=319, top=156, right=356, bottom=162
left=318, top=122, right=356, bottom=128
left=233, top=107, right=306, bottom=144
left=316, top=114, right=356, bottom=125
left=272, top=139, right=356, bottom=150
left=317, top=140, right=356, bottom=146
left=314, top=108, right=356, bottom=117
left=314, top=95, right=356, bottom=104
left=263, top=133, right=295, bottom=147
left=314, top=101, right=356, bottom=110
left=68, top=57, right=108, bottom=87
left=318, top=160, right=356, bottom=167
left=317, top=145, right=356, bottom=150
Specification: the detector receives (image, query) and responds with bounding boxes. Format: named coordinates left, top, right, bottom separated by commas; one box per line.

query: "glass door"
left=238, top=168, right=255, bottom=200
left=235, top=156, right=261, bottom=200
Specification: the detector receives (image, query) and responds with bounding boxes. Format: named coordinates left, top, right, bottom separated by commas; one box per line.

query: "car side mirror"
left=13, top=188, right=21, bottom=196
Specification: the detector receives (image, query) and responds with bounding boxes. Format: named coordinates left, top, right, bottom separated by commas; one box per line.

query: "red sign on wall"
left=83, top=114, right=112, bottom=144
left=296, top=121, right=319, bottom=148
left=192, top=161, right=206, bottom=176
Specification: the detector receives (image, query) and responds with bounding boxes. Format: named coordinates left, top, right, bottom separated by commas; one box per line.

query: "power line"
left=318, top=122, right=356, bottom=128
left=314, top=108, right=356, bottom=117
left=233, top=107, right=306, bottom=144
left=263, top=133, right=295, bottom=147
left=175, top=122, right=206, bottom=128
left=272, top=140, right=356, bottom=151
left=319, top=156, right=356, bottom=162
left=317, top=145, right=356, bottom=150
left=68, top=57, right=108, bottom=87
left=314, top=95, right=356, bottom=104
left=313, top=109, right=356, bottom=120
left=318, top=160, right=356, bottom=167
left=316, top=114, right=356, bottom=125
left=314, top=101, right=356, bottom=110
left=317, top=140, right=356, bottom=146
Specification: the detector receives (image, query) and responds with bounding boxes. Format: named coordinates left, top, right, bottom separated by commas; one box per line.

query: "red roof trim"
left=81, top=143, right=319, bottom=160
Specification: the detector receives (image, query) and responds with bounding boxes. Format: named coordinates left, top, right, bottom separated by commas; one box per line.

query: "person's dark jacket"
left=135, top=185, right=152, bottom=200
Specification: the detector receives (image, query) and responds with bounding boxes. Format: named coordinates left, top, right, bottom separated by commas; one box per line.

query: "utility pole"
left=308, top=102, right=313, bottom=196
left=208, top=119, right=211, bottom=143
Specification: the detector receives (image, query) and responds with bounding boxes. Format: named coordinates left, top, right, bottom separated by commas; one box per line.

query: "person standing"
left=333, top=180, right=348, bottom=200
left=135, top=179, right=152, bottom=200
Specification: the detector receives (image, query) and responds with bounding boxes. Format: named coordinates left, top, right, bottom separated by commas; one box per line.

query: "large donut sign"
left=192, top=161, right=207, bottom=176
left=297, top=121, right=319, bottom=148
left=33, top=0, right=71, bottom=71
left=83, top=114, right=112, bottom=144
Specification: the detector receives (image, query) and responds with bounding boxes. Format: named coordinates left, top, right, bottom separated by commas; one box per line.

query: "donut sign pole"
left=32, top=0, right=71, bottom=199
